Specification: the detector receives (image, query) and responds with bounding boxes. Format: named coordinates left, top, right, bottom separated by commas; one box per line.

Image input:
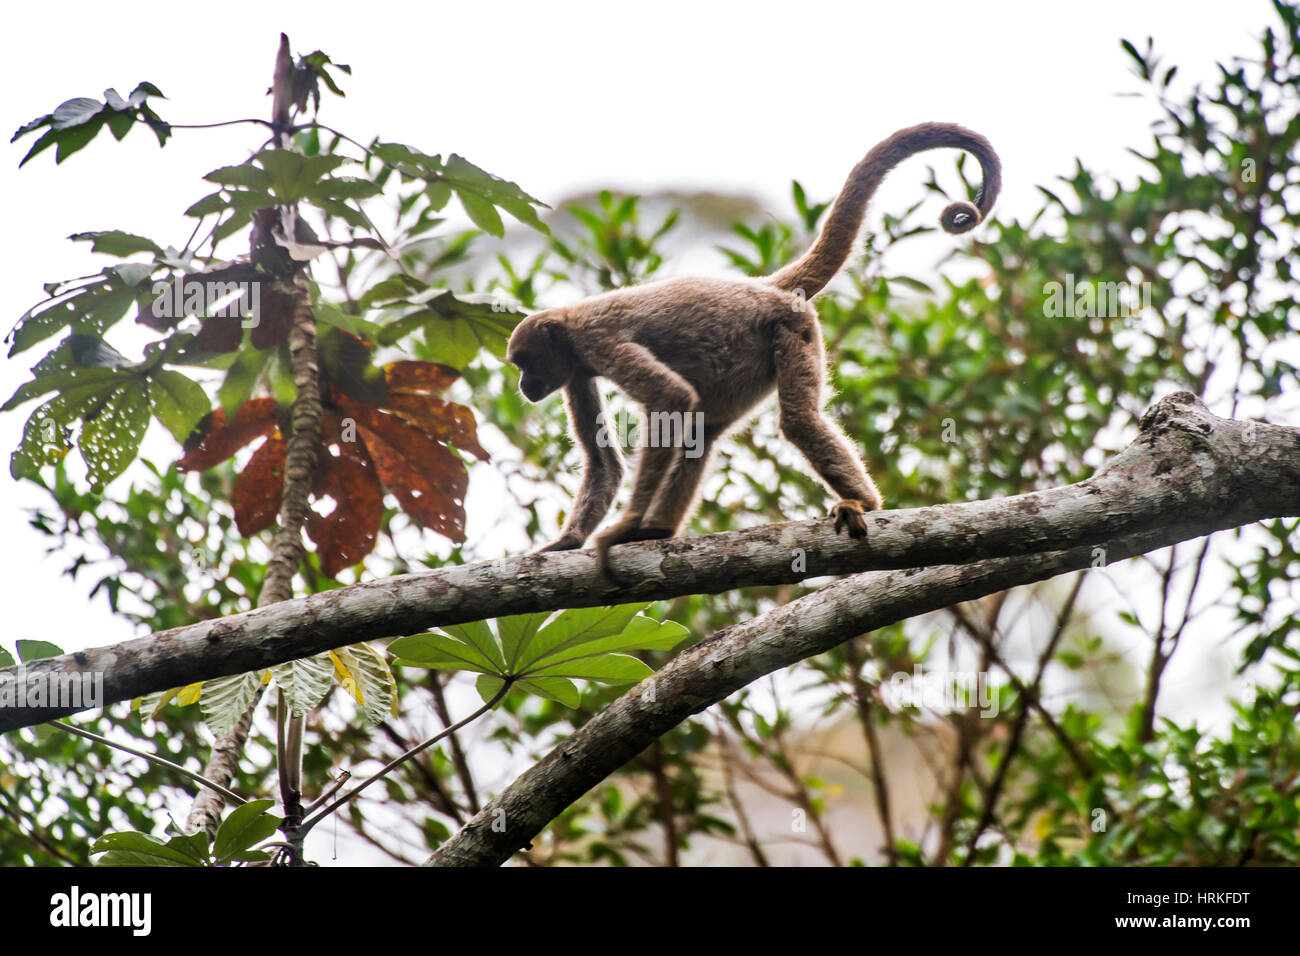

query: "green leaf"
left=16, top=639, right=64, bottom=662
left=69, top=230, right=163, bottom=257
left=3, top=366, right=120, bottom=412
left=148, top=370, right=211, bottom=442
left=497, top=611, right=549, bottom=670
left=520, top=603, right=647, bottom=669
left=440, top=619, right=506, bottom=669
left=526, top=653, right=653, bottom=683
left=515, top=676, right=580, bottom=707
left=389, top=632, right=500, bottom=674
left=312, top=197, right=370, bottom=230
left=56, top=117, right=106, bottom=163
left=558, top=615, right=689, bottom=657
left=442, top=154, right=548, bottom=232
left=257, top=149, right=307, bottom=200
left=314, top=301, right=382, bottom=341
left=18, top=129, right=59, bottom=167
left=11, top=378, right=114, bottom=480
left=51, top=97, right=104, bottom=130
left=204, top=162, right=270, bottom=190
left=304, top=177, right=382, bottom=202
left=426, top=181, right=452, bottom=211
left=375, top=291, right=522, bottom=368
left=91, top=831, right=207, bottom=867
left=217, top=345, right=267, bottom=416
left=213, top=208, right=253, bottom=243
left=185, top=192, right=228, bottom=218
left=213, top=799, right=279, bottom=863
left=10, top=277, right=137, bottom=356
left=457, top=189, right=504, bottom=236
left=79, top=380, right=151, bottom=489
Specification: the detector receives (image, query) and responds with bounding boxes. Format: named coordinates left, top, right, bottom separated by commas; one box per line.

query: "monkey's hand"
left=829, top=499, right=871, bottom=539
left=535, top=533, right=587, bottom=554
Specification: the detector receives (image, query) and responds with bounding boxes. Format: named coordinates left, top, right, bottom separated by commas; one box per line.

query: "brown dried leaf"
left=307, top=417, right=382, bottom=576
left=176, top=398, right=278, bottom=471
left=385, top=360, right=460, bottom=394
left=249, top=285, right=298, bottom=349
left=341, top=397, right=468, bottom=542
left=232, top=434, right=286, bottom=536
left=386, top=392, right=489, bottom=461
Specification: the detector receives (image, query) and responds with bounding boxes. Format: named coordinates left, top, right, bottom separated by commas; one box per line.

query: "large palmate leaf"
left=137, top=641, right=394, bottom=733
left=269, top=653, right=336, bottom=717
left=390, top=605, right=689, bottom=707
left=367, top=144, right=549, bottom=237
left=8, top=265, right=153, bottom=357
left=363, top=273, right=523, bottom=370
left=11, top=82, right=169, bottom=168
left=93, top=800, right=280, bottom=866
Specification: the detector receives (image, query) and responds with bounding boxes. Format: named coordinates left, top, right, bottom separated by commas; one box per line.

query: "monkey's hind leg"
left=596, top=434, right=716, bottom=582
left=594, top=440, right=675, bottom=571
left=773, top=317, right=883, bottom=539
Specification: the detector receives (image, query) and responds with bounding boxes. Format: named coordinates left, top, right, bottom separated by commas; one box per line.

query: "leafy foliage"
left=391, top=605, right=688, bottom=707
left=3, top=9, right=1299, bottom=868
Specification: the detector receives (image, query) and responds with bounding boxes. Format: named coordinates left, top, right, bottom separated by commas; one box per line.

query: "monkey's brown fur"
left=507, top=123, right=1001, bottom=573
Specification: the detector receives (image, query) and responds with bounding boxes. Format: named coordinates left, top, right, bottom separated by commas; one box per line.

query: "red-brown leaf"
left=343, top=399, right=468, bottom=542
left=386, top=392, right=490, bottom=461
left=307, top=423, right=382, bottom=576
left=385, top=360, right=460, bottom=394
left=189, top=314, right=243, bottom=353
left=232, top=434, right=286, bottom=536
left=176, top=398, right=278, bottom=471
left=250, top=285, right=298, bottom=349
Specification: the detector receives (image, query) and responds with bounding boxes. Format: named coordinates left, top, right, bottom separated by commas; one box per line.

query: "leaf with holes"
left=307, top=421, right=381, bottom=576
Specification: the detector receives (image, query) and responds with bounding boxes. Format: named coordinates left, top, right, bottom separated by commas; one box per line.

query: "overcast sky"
left=0, top=0, right=1281, bottom=653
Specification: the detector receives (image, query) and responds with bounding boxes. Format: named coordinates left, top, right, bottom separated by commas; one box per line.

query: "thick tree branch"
left=1, top=392, right=1296, bottom=737
left=423, top=523, right=1191, bottom=866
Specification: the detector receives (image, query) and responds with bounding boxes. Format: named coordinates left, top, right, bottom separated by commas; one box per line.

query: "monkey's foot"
left=534, top=533, right=586, bottom=553
left=829, top=499, right=871, bottom=539
left=595, top=522, right=674, bottom=583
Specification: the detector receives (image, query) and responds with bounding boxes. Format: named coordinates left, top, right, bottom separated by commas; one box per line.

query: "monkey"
left=506, top=122, right=1001, bottom=574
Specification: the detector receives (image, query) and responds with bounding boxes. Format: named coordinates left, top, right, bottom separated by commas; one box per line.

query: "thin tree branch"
left=51, top=720, right=247, bottom=807
left=301, top=684, right=509, bottom=834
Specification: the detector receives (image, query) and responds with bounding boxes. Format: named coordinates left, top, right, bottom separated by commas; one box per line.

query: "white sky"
left=0, top=0, right=1280, bottom=651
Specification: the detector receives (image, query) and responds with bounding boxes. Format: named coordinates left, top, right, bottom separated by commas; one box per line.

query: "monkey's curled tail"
left=768, top=122, right=1001, bottom=298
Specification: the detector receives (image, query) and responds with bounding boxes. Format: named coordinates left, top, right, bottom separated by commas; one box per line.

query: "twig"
left=52, top=720, right=247, bottom=806
left=301, top=683, right=508, bottom=833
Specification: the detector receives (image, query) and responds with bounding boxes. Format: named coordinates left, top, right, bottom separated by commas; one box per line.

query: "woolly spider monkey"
left=507, top=122, right=1001, bottom=576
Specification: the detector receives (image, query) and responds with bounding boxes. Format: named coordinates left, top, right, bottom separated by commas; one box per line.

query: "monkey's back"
left=568, top=276, right=806, bottom=425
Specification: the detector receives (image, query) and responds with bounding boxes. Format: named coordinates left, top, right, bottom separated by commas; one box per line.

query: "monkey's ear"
left=537, top=314, right=573, bottom=355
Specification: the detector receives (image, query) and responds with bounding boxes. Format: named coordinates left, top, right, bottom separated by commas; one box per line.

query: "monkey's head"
left=506, top=311, right=576, bottom=402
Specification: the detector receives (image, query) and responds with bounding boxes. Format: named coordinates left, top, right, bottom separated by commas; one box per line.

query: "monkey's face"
left=507, top=315, right=571, bottom=402
left=514, top=355, right=556, bottom=402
